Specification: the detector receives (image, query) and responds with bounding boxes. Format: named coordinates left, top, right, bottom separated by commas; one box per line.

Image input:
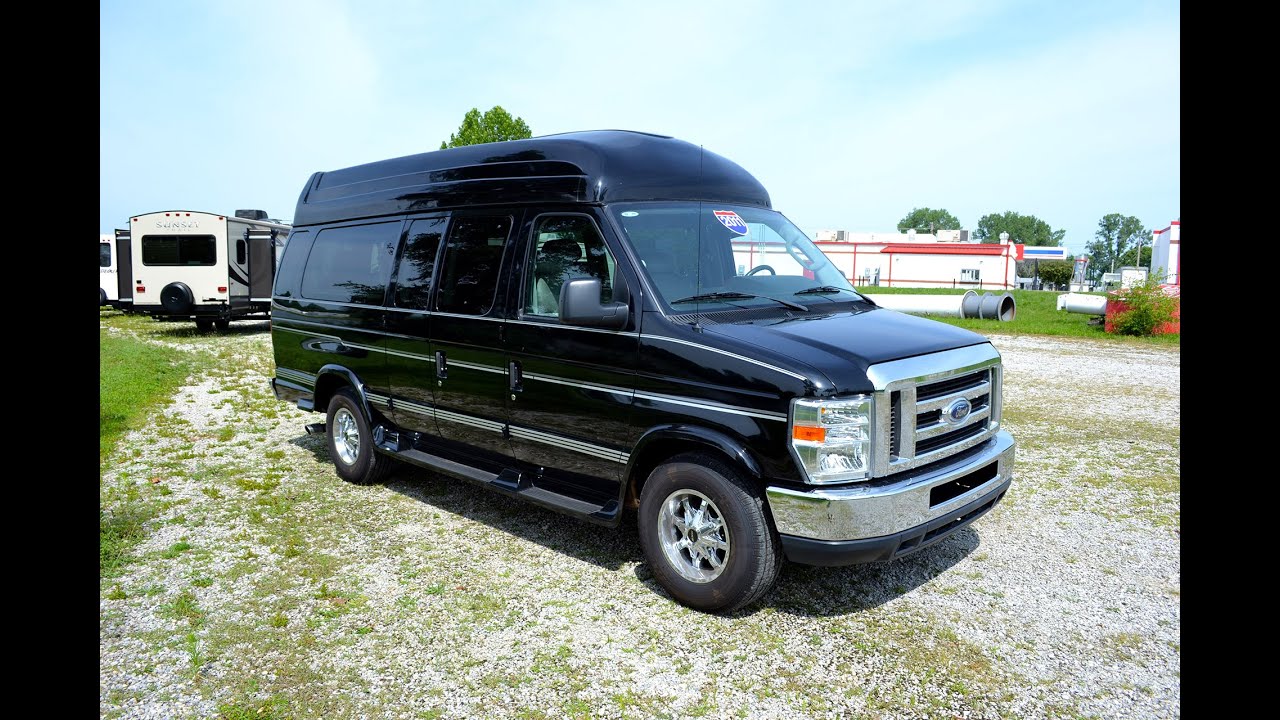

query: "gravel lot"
left=99, top=315, right=1180, bottom=719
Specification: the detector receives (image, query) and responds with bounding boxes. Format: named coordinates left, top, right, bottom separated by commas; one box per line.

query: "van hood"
left=701, top=305, right=990, bottom=395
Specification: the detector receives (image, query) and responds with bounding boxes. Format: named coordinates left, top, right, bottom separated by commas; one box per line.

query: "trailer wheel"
left=195, top=318, right=214, bottom=333
left=637, top=452, right=782, bottom=613
left=100, top=288, right=107, bottom=307
left=325, top=388, right=395, bottom=485
left=215, top=318, right=230, bottom=332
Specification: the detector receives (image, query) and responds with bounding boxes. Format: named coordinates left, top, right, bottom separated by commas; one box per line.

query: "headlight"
left=789, top=395, right=873, bottom=483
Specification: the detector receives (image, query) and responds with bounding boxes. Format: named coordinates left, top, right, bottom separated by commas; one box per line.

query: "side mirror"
left=559, top=278, right=628, bottom=329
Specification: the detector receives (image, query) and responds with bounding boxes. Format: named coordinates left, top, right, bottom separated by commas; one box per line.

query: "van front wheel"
left=638, top=453, right=782, bottom=613
left=325, top=389, right=395, bottom=485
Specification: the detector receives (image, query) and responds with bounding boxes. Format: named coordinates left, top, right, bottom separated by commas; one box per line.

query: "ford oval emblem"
left=944, top=398, right=972, bottom=424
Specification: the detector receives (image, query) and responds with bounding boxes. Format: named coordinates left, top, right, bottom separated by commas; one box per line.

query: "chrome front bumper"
left=766, top=430, right=1015, bottom=543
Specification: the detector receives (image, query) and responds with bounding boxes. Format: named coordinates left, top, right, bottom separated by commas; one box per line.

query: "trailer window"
left=141, top=235, right=217, bottom=266
left=100, top=243, right=112, bottom=267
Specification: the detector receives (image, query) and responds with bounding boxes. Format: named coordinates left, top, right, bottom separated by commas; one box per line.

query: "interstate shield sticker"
left=713, top=210, right=750, bottom=235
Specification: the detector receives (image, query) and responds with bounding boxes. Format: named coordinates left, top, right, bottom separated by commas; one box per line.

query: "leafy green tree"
left=1036, top=260, right=1074, bottom=289
left=897, top=208, right=961, bottom=234
left=1085, top=213, right=1145, bottom=282
left=439, top=106, right=532, bottom=149
left=973, top=211, right=1065, bottom=247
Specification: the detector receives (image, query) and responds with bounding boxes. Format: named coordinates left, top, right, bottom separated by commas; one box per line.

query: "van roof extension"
left=291, top=130, right=772, bottom=228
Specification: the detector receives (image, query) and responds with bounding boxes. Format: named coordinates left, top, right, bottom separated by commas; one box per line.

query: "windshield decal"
left=713, top=210, right=750, bottom=235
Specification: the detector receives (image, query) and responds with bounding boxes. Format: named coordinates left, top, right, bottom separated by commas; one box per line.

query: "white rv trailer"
left=100, top=233, right=118, bottom=306
left=116, top=210, right=290, bottom=331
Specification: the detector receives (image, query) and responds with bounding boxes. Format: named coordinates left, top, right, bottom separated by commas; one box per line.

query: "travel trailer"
left=118, top=210, right=289, bottom=330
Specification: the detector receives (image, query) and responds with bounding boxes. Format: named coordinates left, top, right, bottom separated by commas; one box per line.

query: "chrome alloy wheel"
left=333, top=408, right=360, bottom=465
left=657, top=489, right=731, bottom=583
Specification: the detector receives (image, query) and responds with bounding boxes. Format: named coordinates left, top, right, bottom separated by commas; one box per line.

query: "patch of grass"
left=269, top=612, right=289, bottom=628
left=99, top=329, right=194, bottom=462
left=100, top=505, right=158, bottom=578
left=161, top=541, right=193, bottom=558
left=217, top=695, right=291, bottom=720
left=853, top=286, right=1178, bottom=345
left=160, top=590, right=205, bottom=628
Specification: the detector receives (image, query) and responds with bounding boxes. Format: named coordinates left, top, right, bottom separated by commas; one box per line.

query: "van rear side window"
left=393, top=217, right=446, bottom=310
left=141, top=235, right=216, bottom=266
left=300, top=222, right=400, bottom=305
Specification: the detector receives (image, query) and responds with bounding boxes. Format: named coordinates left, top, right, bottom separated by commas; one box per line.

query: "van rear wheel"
left=638, top=453, right=782, bottom=613
left=325, top=388, right=395, bottom=485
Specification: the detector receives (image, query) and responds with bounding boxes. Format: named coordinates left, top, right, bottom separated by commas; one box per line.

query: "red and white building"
left=1150, top=221, right=1180, bottom=285
left=733, top=229, right=1024, bottom=290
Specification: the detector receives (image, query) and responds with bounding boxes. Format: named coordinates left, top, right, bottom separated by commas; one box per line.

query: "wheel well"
left=313, top=373, right=349, bottom=413
left=625, top=439, right=754, bottom=510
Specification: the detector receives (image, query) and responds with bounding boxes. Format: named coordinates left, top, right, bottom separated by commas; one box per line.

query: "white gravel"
left=100, top=317, right=1179, bottom=719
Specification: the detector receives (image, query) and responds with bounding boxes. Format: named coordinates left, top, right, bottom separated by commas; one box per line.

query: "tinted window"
left=141, top=235, right=217, bottom=266
left=394, top=217, right=446, bottom=310
left=236, top=238, right=247, bottom=264
left=100, top=243, right=112, bottom=267
left=272, top=230, right=313, bottom=298
left=300, top=222, right=400, bottom=305
left=524, top=215, right=616, bottom=318
left=435, top=216, right=512, bottom=315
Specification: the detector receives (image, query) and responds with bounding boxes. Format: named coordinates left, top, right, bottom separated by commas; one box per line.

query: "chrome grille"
left=866, top=345, right=1003, bottom=478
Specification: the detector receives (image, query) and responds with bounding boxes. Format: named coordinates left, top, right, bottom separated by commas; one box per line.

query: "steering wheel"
left=746, top=264, right=776, bottom=276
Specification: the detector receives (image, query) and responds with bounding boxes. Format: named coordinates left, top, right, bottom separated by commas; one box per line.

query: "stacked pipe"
left=864, top=290, right=1016, bottom=321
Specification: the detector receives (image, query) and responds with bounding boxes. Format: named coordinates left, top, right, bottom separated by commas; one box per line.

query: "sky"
left=100, top=0, right=1179, bottom=256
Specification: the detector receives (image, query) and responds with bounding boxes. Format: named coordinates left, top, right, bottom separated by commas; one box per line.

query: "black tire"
left=325, top=388, right=395, bottom=485
left=638, top=452, right=782, bottom=613
left=100, top=288, right=107, bottom=307
left=214, top=318, right=230, bottom=332
left=195, top=318, right=214, bottom=333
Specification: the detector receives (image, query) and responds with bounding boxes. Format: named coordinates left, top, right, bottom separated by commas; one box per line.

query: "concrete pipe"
left=864, top=290, right=978, bottom=318
left=1056, top=292, right=1108, bottom=315
left=978, top=292, right=1016, bottom=321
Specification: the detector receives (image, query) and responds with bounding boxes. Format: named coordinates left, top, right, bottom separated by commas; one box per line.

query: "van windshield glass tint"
left=608, top=203, right=858, bottom=311
left=141, top=235, right=217, bottom=266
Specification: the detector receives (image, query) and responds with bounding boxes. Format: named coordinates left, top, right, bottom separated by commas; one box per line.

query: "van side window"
left=393, top=217, right=446, bottom=310
left=100, top=242, right=112, bottom=267
left=273, top=230, right=312, bottom=298
left=524, top=215, right=615, bottom=318
left=300, top=222, right=399, bottom=305
left=434, top=216, right=512, bottom=315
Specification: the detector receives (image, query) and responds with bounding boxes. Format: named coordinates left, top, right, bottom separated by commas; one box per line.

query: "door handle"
left=509, top=360, right=522, bottom=393
left=436, top=351, right=447, bottom=379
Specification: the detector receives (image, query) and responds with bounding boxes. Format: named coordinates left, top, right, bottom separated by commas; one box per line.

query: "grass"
left=854, top=286, right=1180, bottom=345
left=99, top=327, right=194, bottom=463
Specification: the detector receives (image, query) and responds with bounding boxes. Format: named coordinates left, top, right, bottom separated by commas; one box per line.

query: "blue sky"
left=100, top=0, right=1179, bottom=256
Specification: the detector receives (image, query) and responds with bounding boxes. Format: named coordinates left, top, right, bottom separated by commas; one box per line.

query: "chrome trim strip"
left=915, top=406, right=992, bottom=441
left=640, top=334, right=809, bottom=381
left=382, top=348, right=435, bottom=362
left=273, top=325, right=342, bottom=342
left=451, top=360, right=506, bottom=374
left=435, top=409, right=504, bottom=432
left=633, top=391, right=787, bottom=421
left=524, top=373, right=632, bottom=397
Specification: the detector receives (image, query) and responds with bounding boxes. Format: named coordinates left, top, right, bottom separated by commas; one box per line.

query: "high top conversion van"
left=119, top=210, right=290, bottom=331
left=270, top=130, right=1015, bottom=612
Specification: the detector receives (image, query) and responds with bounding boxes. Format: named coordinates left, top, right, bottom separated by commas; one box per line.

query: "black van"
left=270, top=130, right=1014, bottom=612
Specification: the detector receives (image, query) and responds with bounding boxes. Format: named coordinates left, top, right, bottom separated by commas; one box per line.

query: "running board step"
left=380, top=440, right=619, bottom=524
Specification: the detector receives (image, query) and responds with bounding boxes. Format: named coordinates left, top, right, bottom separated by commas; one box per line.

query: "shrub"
left=1111, top=277, right=1179, bottom=336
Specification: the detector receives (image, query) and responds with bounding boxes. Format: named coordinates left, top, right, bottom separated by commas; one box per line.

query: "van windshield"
left=608, top=202, right=859, bottom=312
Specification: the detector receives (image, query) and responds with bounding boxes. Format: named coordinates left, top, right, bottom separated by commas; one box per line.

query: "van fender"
left=623, top=424, right=764, bottom=498
left=314, top=364, right=374, bottom=421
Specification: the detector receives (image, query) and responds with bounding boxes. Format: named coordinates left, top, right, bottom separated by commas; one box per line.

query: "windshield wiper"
left=794, top=285, right=860, bottom=296
left=670, top=291, right=808, bottom=312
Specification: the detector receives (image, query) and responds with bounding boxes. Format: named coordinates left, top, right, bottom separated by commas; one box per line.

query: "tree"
left=1036, top=260, right=1074, bottom=289
left=897, top=207, right=961, bottom=234
left=439, top=106, right=532, bottom=149
left=1085, top=213, right=1145, bottom=283
left=973, top=211, right=1065, bottom=247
